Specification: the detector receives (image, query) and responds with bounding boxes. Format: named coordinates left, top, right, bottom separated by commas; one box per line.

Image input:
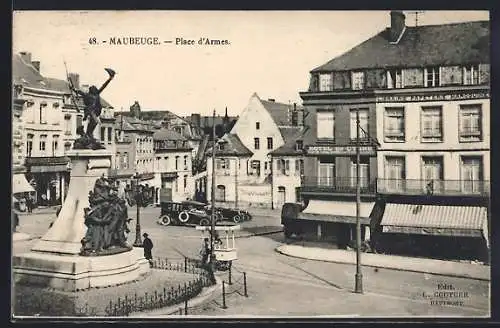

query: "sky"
left=12, top=10, right=489, bottom=117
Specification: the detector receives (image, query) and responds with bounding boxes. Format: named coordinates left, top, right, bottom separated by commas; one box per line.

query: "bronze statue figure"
left=70, top=68, right=116, bottom=150
left=80, top=175, right=133, bottom=256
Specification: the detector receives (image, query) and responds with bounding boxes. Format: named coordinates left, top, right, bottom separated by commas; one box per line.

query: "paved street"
left=13, top=206, right=490, bottom=317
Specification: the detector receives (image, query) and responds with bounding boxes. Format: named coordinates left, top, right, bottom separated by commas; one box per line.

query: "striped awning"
left=298, top=199, right=375, bottom=225
left=380, top=203, right=488, bottom=239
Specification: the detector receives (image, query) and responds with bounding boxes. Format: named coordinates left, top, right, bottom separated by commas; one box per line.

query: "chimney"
left=31, top=61, right=40, bottom=72
left=390, top=11, right=406, bottom=43
left=68, top=73, right=80, bottom=89
left=19, top=51, right=32, bottom=63
left=191, top=113, right=201, bottom=127
left=267, top=98, right=275, bottom=102
left=298, top=107, right=304, bottom=126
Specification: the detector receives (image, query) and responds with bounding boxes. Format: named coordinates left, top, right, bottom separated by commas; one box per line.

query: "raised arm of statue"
left=98, top=68, right=116, bottom=94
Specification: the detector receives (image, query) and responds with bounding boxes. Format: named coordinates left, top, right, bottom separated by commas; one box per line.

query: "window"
left=107, top=127, right=112, bottom=144
left=123, top=153, right=128, bottom=169
left=256, top=122, right=260, bottom=130
left=183, top=175, right=188, bottom=190
left=215, top=185, right=226, bottom=202
left=296, top=140, right=303, bottom=151
left=352, top=71, right=365, bottom=90
left=425, top=67, right=440, bottom=87
left=384, top=107, right=405, bottom=142
left=64, top=116, right=71, bottom=135
left=52, top=135, right=59, bottom=156
left=39, top=135, right=47, bottom=152
left=100, top=127, right=106, bottom=142
left=387, top=69, right=403, bottom=89
left=216, top=158, right=230, bottom=173
left=463, top=65, right=479, bottom=85
left=76, top=115, right=83, bottom=134
left=250, top=160, right=261, bottom=176
left=277, top=159, right=290, bottom=175
left=317, top=111, right=335, bottom=139
left=461, top=156, right=483, bottom=193
left=277, top=186, right=286, bottom=206
left=459, top=104, right=482, bottom=142
left=318, top=158, right=335, bottom=187
left=267, top=137, right=273, bottom=150
left=26, top=134, right=33, bottom=157
left=175, top=156, right=179, bottom=170
left=254, top=138, right=260, bottom=150
left=295, top=159, right=304, bottom=176
left=184, top=155, right=188, bottom=170
left=350, top=156, right=370, bottom=188
left=350, top=109, right=369, bottom=140
left=421, top=107, right=443, bottom=142
left=319, top=73, right=333, bottom=91
left=422, top=156, right=443, bottom=194
left=163, top=156, right=168, bottom=171
left=384, top=156, right=405, bottom=191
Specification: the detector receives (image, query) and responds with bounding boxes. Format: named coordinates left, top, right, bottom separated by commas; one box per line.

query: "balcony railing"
left=377, top=179, right=490, bottom=197
left=302, top=176, right=376, bottom=195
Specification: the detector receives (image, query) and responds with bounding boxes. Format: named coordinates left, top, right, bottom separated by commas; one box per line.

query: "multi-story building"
left=111, top=115, right=155, bottom=188
left=205, top=134, right=253, bottom=208
left=289, top=11, right=489, bottom=260
left=269, top=126, right=306, bottom=209
left=209, top=93, right=305, bottom=208
left=152, top=129, right=194, bottom=204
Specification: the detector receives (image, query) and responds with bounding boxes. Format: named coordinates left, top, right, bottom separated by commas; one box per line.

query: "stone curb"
left=275, top=245, right=490, bottom=282
left=236, top=228, right=283, bottom=239
left=128, top=275, right=222, bottom=317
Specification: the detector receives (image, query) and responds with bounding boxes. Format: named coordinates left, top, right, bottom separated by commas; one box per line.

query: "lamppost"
left=126, top=172, right=153, bottom=248
left=132, top=172, right=143, bottom=247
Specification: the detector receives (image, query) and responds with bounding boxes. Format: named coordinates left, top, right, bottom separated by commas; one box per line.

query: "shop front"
left=12, top=171, right=36, bottom=212
left=377, top=203, right=489, bottom=261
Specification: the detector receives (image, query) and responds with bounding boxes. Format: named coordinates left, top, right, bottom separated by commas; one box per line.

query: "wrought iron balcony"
left=302, top=176, right=377, bottom=195
left=376, top=179, right=490, bottom=197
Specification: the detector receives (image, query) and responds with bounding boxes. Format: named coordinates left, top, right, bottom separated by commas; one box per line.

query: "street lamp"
left=126, top=172, right=153, bottom=247
left=210, top=109, right=217, bottom=268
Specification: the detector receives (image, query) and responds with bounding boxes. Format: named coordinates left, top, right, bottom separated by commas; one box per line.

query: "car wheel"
left=159, top=215, right=171, bottom=226
left=178, top=211, right=190, bottom=223
left=199, top=218, right=210, bottom=226
left=233, top=214, right=242, bottom=223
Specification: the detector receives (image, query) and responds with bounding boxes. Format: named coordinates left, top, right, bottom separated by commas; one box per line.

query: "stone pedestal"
left=13, top=149, right=150, bottom=292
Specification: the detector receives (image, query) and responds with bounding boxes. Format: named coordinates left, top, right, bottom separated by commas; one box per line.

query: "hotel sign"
left=376, top=91, right=490, bottom=103
left=307, top=145, right=376, bottom=156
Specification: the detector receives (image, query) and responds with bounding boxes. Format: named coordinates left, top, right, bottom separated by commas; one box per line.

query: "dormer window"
left=351, top=71, right=365, bottom=90
left=319, top=73, right=333, bottom=92
left=296, top=140, right=303, bottom=151
left=387, top=69, right=403, bottom=89
left=424, top=67, right=440, bottom=87
left=463, top=65, right=479, bottom=85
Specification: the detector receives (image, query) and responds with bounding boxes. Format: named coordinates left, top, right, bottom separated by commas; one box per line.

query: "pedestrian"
left=200, top=237, right=211, bottom=266
left=26, top=195, right=33, bottom=213
left=142, top=233, right=154, bottom=266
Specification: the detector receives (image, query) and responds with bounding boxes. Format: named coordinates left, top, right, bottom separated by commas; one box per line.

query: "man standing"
left=142, top=233, right=154, bottom=266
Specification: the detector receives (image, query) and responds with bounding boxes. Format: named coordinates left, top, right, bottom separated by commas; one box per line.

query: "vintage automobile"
left=210, top=206, right=252, bottom=223
left=157, top=200, right=212, bottom=226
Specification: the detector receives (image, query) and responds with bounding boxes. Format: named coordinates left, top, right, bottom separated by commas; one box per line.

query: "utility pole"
left=210, top=109, right=217, bottom=267
left=133, top=172, right=143, bottom=247
left=355, top=108, right=363, bottom=294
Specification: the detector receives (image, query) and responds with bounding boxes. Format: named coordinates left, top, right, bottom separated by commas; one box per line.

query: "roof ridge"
left=406, top=19, right=489, bottom=29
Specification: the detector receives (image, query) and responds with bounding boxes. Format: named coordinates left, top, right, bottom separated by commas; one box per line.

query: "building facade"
left=153, top=129, right=195, bottom=204
left=290, top=11, right=490, bottom=260
left=206, top=134, right=253, bottom=208
left=111, top=115, right=155, bottom=188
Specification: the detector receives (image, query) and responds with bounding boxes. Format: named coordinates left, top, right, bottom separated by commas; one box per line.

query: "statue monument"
left=13, top=69, right=150, bottom=292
